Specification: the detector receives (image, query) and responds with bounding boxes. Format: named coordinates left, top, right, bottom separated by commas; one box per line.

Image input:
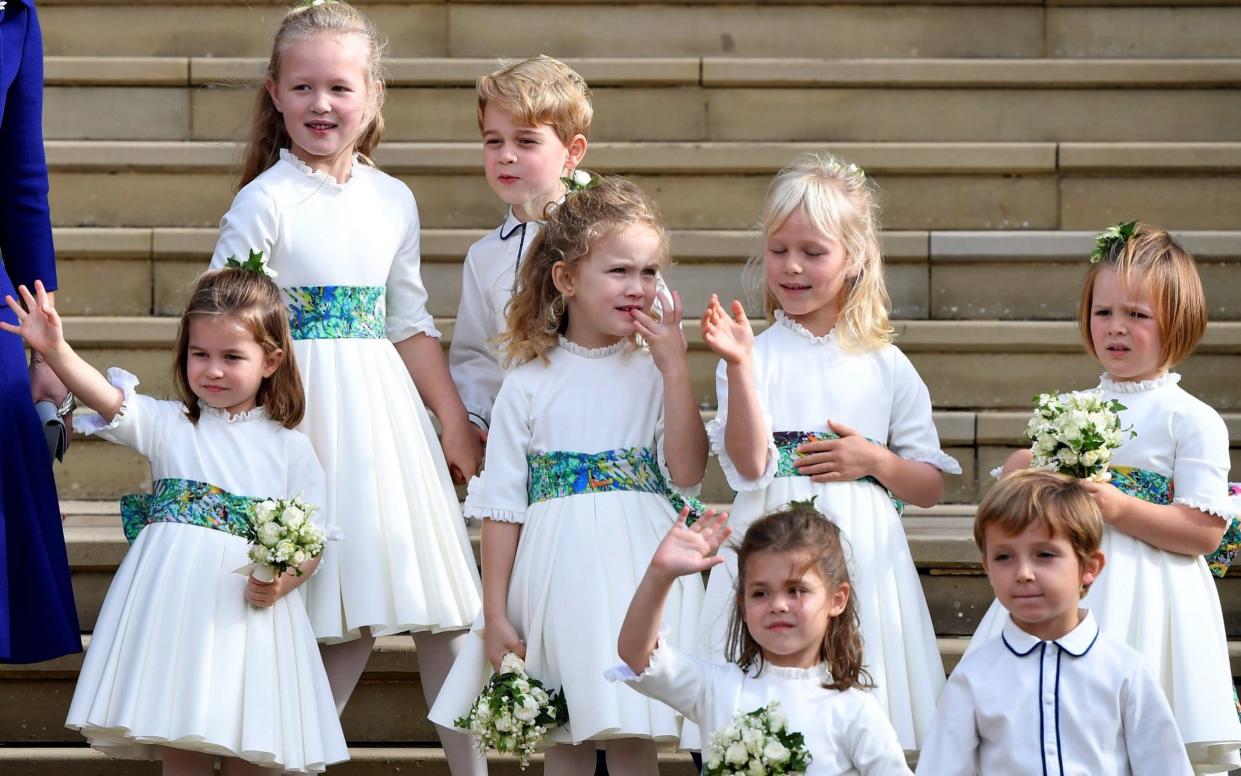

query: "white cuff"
left=904, top=448, right=963, bottom=475
left=1173, top=497, right=1238, bottom=523
left=386, top=317, right=442, bottom=343
left=72, top=367, right=140, bottom=435
left=707, top=413, right=779, bottom=492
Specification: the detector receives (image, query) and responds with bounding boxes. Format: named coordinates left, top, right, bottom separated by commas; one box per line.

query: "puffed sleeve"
left=847, top=693, right=914, bottom=776
left=604, top=634, right=712, bottom=725
left=706, top=357, right=779, bottom=492
left=1123, top=660, right=1194, bottom=776
left=1171, top=401, right=1236, bottom=522
left=72, top=368, right=182, bottom=459
left=284, top=431, right=338, bottom=540
left=385, top=188, right=440, bottom=342
left=888, top=348, right=961, bottom=474
left=210, top=183, right=279, bottom=271
left=0, top=2, right=56, bottom=291
left=449, top=247, right=504, bottom=429
left=462, top=371, right=532, bottom=523
left=913, top=667, right=979, bottom=776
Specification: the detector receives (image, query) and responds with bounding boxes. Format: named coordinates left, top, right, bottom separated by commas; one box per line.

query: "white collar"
left=1098, top=371, right=1180, bottom=394
left=1001, top=610, right=1100, bottom=658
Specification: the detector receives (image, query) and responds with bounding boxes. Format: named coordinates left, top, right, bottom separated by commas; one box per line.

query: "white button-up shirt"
left=449, top=209, right=542, bottom=430
left=916, top=611, right=1192, bottom=776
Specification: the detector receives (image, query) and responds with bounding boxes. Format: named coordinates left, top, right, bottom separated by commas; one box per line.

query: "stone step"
left=44, top=314, right=1241, bottom=409
left=43, top=57, right=1241, bottom=143
left=47, top=226, right=1241, bottom=322
left=0, top=746, right=698, bottom=774
left=51, top=507, right=1241, bottom=639
left=44, top=140, right=1241, bottom=231
left=36, top=2, right=1241, bottom=59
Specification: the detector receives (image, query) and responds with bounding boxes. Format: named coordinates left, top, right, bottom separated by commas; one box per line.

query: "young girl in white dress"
left=429, top=176, right=709, bottom=774
left=2, top=269, right=346, bottom=775
left=209, top=3, right=484, bottom=770
left=697, top=153, right=958, bottom=751
left=978, top=223, right=1241, bottom=772
left=612, top=505, right=912, bottom=775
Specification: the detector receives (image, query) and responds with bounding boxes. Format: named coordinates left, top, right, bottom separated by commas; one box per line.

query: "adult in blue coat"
left=0, top=0, right=81, bottom=663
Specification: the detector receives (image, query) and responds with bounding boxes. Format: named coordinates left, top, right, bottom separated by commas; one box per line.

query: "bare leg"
left=543, top=741, right=597, bottom=776
left=219, top=757, right=278, bottom=776
left=319, top=627, right=376, bottom=716
left=161, top=747, right=215, bottom=776
left=603, top=738, right=658, bottom=775
left=412, top=628, right=487, bottom=775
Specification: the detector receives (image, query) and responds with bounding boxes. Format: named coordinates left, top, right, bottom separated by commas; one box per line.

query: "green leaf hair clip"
left=561, top=169, right=599, bottom=193
left=224, top=249, right=278, bottom=279
left=788, top=495, right=820, bottom=513
left=1090, top=220, right=1138, bottom=264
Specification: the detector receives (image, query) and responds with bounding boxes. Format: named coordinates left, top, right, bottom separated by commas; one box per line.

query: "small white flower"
left=725, top=742, right=749, bottom=766
left=513, top=704, right=537, bottom=723
left=763, top=740, right=790, bottom=763
left=254, top=500, right=278, bottom=524
left=571, top=169, right=591, bottom=188
left=281, top=504, right=306, bottom=530
left=500, top=652, right=525, bottom=675
left=257, top=521, right=283, bottom=547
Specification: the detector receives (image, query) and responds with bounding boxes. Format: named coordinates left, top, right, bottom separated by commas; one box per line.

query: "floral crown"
left=561, top=169, right=599, bottom=193
left=224, top=249, right=279, bottom=279
left=1090, top=220, right=1138, bottom=264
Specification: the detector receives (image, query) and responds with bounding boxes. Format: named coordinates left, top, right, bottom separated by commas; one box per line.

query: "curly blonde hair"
left=745, top=153, right=893, bottom=351
left=501, top=176, right=668, bottom=366
left=238, top=0, right=386, bottom=190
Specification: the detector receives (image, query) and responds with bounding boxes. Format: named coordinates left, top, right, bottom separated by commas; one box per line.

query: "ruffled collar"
left=752, top=660, right=831, bottom=682
left=199, top=402, right=268, bottom=423
left=558, top=336, right=627, bottom=359
left=278, top=148, right=360, bottom=189
left=774, top=309, right=836, bottom=344
left=1098, top=371, right=1180, bottom=394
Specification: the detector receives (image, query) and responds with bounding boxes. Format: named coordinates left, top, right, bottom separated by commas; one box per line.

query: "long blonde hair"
left=237, top=0, right=386, bottom=190
left=746, top=153, right=892, bottom=351
left=500, top=177, right=669, bottom=366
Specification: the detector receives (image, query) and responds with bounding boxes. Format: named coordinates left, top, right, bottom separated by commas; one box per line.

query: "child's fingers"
left=673, top=506, right=692, bottom=529
left=729, top=299, right=746, bottom=323
left=16, top=284, right=38, bottom=312
left=34, top=280, right=50, bottom=310
left=3, top=293, right=27, bottom=320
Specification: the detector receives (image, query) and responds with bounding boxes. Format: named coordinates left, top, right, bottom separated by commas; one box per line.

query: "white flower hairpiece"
left=562, top=169, right=599, bottom=193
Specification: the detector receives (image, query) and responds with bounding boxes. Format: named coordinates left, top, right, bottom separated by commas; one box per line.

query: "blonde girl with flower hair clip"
left=612, top=504, right=912, bottom=775
left=976, top=223, right=1241, bottom=771
left=3, top=269, right=346, bottom=774
left=210, top=2, right=486, bottom=771
left=430, top=176, right=709, bottom=775
left=695, top=152, right=959, bottom=752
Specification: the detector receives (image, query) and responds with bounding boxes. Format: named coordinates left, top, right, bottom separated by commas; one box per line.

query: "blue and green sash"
left=527, top=447, right=706, bottom=523
left=120, top=478, right=260, bottom=543
left=284, top=285, right=385, bottom=340
left=1108, top=466, right=1239, bottom=578
left=773, top=430, right=906, bottom=515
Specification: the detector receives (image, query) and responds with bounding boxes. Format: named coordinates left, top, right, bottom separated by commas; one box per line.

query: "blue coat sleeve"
left=0, top=0, right=57, bottom=292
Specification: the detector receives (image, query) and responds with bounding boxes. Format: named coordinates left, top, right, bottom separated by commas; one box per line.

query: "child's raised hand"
left=1, top=281, right=64, bottom=355
left=700, top=294, right=753, bottom=365
left=796, top=418, right=883, bottom=483
left=649, top=508, right=732, bottom=580
left=632, top=290, right=688, bottom=376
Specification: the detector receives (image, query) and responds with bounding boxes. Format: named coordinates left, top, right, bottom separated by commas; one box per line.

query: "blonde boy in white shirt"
left=917, top=469, right=1192, bottom=776
left=449, top=56, right=590, bottom=435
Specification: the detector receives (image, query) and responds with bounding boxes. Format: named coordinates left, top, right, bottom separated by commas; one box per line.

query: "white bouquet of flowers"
left=703, top=701, right=812, bottom=776
left=243, top=496, right=326, bottom=582
left=454, top=652, right=568, bottom=770
left=1026, top=390, right=1134, bottom=482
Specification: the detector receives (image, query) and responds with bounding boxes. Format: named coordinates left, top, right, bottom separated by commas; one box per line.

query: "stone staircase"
left=14, top=0, right=1241, bottom=772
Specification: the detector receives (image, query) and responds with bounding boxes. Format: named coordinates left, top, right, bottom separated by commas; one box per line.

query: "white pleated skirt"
left=430, top=490, right=702, bottom=744
left=293, top=339, right=482, bottom=643
left=698, top=478, right=944, bottom=752
left=65, top=523, right=347, bottom=773
left=969, top=525, right=1241, bottom=772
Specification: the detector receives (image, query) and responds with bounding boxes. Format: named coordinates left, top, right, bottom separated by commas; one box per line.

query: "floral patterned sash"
left=772, top=430, right=906, bottom=515
left=527, top=447, right=706, bottom=523
left=1109, top=466, right=1239, bottom=577
left=284, top=285, right=385, bottom=340
left=120, top=478, right=261, bottom=543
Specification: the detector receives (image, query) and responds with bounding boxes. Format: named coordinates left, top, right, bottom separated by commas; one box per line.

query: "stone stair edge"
left=50, top=226, right=1241, bottom=263
left=46, top=140, right=1241, bottom=173
left=43, top=55, right=1241, bottom=88
left=55, top=316, right=1241, bottom=353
